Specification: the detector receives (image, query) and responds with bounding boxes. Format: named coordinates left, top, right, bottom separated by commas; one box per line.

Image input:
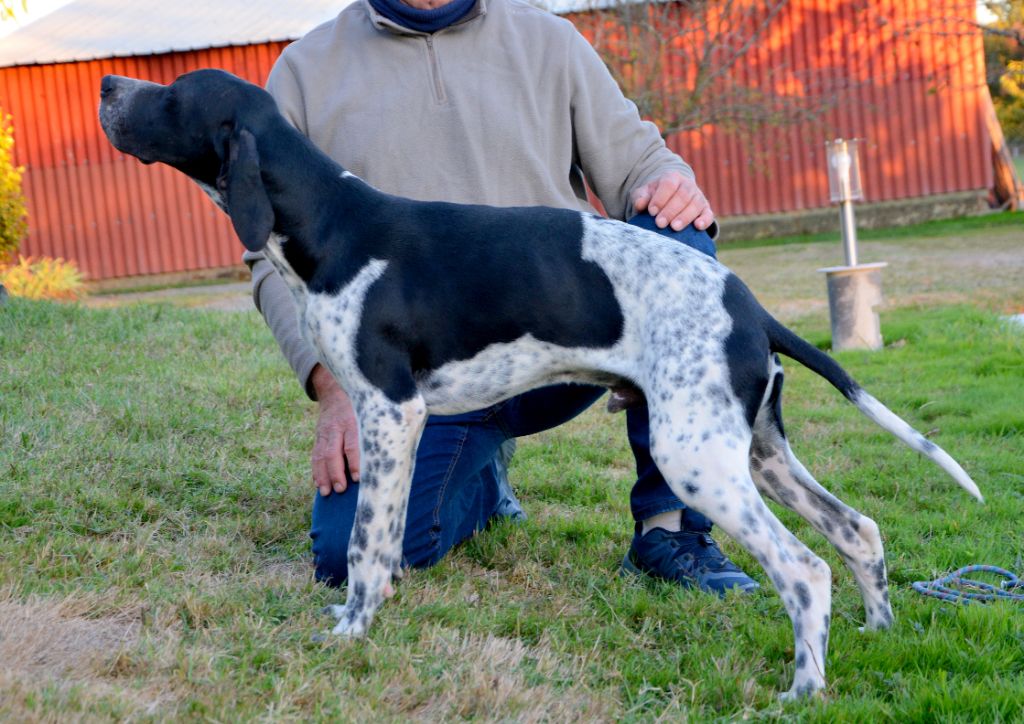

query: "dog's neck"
left=250, top=119, right=388, bottom=293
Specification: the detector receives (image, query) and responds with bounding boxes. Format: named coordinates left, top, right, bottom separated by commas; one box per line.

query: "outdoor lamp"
left=826, top=138, right=864, bottom=265
left=818, top=138, right=888, bottom=351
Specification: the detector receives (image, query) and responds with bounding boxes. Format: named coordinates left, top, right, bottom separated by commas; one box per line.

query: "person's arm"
left=566, top=29, right=715, bottom=233
left=241, top=53, right=361, bottom=494
left=309, top=363, right=361, bottom=495
left=244, top=53, right=319, bottom=397
left=244, top=252, right=320, bottom=397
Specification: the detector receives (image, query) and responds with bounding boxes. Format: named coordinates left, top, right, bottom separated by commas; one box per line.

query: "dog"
left=99, top=69, right=982, bottom=699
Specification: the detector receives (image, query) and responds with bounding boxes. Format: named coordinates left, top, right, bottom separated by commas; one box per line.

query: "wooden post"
left=984, top=87, right=1024, bottom=211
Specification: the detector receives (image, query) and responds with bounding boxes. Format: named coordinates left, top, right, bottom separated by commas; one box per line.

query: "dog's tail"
left=762, top=314, right=983, bottom=502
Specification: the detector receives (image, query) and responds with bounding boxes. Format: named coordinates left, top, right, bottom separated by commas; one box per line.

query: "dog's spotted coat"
left=99, top=69, right=982, bottom=699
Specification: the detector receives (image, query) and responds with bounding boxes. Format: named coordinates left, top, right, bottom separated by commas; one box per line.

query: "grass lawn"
left=1, top=224, right=1023, bottom=720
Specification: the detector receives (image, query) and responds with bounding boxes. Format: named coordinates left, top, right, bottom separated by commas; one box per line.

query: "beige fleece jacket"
left=246, top=0, right=696, bottom=397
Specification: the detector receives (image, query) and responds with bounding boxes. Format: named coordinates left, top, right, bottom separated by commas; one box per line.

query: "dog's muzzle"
left=98, top=75, right=161, bottom=159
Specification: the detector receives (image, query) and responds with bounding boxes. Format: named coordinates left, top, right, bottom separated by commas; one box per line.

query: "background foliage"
left=0, top=112, right=27, bottom=262
left=982, top=0, right=1024, bottom=143
left=0, top=256, right=84, bottom=300
left=0, top=0, right=26, bottom=22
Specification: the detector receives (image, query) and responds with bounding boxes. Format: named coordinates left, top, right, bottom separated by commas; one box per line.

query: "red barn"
left=0, top=0, right=994, bottom=282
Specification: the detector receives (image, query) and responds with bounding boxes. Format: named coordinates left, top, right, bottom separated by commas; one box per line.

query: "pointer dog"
left=99, top=69, right=982, bottom=699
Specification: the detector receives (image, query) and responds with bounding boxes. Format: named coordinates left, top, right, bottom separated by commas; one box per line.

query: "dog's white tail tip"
left=852, top=391, right=983, bottom=502
left=962, top=477, right=984, bottom=503
left=946, top=462, right=983, bottom=502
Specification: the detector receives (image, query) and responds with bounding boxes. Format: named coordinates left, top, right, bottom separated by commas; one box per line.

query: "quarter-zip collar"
left=424, top=34, right=447, bottom=103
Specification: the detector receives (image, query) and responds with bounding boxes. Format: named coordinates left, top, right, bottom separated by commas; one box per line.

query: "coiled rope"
left=912, top=565, right=1024, bottom=604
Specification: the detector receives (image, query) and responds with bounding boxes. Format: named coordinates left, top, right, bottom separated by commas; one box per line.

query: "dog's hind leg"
left=646, top=403, right=832, bottom=699
left=750, top=418, right=893, bottom=631
left=749, top=366, right=893, bottom=631
left=327, top=389, right=427, bottom=638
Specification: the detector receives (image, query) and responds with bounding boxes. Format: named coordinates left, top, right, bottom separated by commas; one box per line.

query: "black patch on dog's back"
left=343, top=202, right=624, bottom=402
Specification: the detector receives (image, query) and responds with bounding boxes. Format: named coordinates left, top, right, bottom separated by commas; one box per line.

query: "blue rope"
left=912, top=565, right=1024, bottom=604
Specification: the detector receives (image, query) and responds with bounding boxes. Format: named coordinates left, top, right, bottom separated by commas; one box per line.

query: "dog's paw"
left=321, top=604, right=347, bottom=621
left=330, top=612, right=369, bottom=638
left=320, top=603, right=373, bottom=638
left=778, top=681, right=825, bottom=702
left=860, top=605, right=894, bottom=632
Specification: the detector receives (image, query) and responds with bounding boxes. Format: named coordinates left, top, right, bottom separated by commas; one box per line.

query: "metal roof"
left=0, top=0, right=647, bottom=69
left=0, top=0, right=645, bottom=69
left=0, top=0, right=352, bottom=68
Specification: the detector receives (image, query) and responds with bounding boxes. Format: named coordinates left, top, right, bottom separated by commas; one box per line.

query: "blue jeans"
left=310, top=218, right=717, bottom=585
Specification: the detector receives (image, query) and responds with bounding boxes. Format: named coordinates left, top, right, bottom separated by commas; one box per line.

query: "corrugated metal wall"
left=0, top=42, right=288, bottom=280
left=0, top=0, right=992, bottom=281
left=577, top=0, right=991, bottom=216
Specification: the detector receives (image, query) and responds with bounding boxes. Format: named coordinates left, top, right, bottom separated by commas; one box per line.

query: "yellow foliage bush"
left=0, top=256, right=84, bottom=301
left=0, top=110, right=28, bottom=262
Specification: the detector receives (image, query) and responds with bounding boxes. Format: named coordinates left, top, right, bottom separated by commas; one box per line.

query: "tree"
left=580, top=0, right=834, bottom=140
left=981, top=0, right=1024, bottom=143
left=980, top=1, right=1024, bottom=43
left=1, top=1, right=27, bottom=22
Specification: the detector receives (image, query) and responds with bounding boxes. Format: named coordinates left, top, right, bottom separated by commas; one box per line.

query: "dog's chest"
left=302, top=259, right=389, bottom=384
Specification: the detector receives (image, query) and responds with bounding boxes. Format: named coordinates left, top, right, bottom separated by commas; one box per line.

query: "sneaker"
left=492, top=438, right=526, bottom=522
left=621, top=528, right=760, bottom=596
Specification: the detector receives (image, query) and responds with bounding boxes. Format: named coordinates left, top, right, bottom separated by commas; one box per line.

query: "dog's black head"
left=99, top=69, right=276, bottom=251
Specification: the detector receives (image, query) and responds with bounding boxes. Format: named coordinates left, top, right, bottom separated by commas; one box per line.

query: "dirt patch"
left=399, top=628, right=618, bottom=722
left=86, top=281, right=253, bottom=312
left=0, top=595, right=141, bottom=679
left=721, top=229, right=1024, bottom=323
left=0, top=592, right=181, bottom=719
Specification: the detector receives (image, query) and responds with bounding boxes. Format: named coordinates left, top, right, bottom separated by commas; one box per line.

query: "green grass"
left=1, top=276, right=1023, bottom=718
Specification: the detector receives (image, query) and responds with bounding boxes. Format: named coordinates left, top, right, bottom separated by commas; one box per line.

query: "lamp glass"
left=826, top=138, right=864, bottom=202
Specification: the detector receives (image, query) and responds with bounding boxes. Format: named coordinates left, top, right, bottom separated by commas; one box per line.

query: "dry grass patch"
left=0, top=592, right=142, bottom=681
left=405, top=628, right=618, bottom=722
left=0, top=591, right=183, bottom=720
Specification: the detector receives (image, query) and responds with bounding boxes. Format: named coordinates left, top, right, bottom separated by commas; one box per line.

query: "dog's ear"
left=218, top=127, right=274, bottom=252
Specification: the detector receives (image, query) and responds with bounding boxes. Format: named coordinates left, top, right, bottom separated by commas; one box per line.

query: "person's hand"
left=631, top=171, right=715, bottom=232
left=310, top=364, right=360, bottom=496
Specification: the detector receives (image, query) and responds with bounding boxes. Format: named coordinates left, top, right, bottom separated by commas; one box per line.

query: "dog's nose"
left=100, top=75, right=122, bottom=99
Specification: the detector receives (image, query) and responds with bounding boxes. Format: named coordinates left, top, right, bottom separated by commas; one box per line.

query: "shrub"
left=0, top=110, right=28, bottom=263
left=995, top=60, right=1024, bottom=145
left=0, top=256, right=84, bottom=300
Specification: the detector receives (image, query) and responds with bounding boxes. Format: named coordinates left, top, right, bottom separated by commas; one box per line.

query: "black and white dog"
left=99, top=69, right=982, bottom=699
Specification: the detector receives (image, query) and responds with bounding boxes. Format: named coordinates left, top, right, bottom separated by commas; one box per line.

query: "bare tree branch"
left=975, top=22, right=1024, bottom=47
left=584, top=0, right=838, bottom=138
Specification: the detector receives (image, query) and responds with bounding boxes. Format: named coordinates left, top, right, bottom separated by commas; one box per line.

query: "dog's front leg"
left=328, top=390, right=427, bottom=637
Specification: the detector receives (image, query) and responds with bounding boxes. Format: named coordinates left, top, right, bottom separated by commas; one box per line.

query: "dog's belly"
left=416, top=336, right=631, bottom=414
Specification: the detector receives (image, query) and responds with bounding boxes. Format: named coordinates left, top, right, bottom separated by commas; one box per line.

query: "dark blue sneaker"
left=493, top=438, right=526, bottom=522
left=621, top=528, right=760, bottom=596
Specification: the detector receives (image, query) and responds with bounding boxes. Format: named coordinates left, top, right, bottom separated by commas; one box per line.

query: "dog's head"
left=99, top=69, right=276, bottom=251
